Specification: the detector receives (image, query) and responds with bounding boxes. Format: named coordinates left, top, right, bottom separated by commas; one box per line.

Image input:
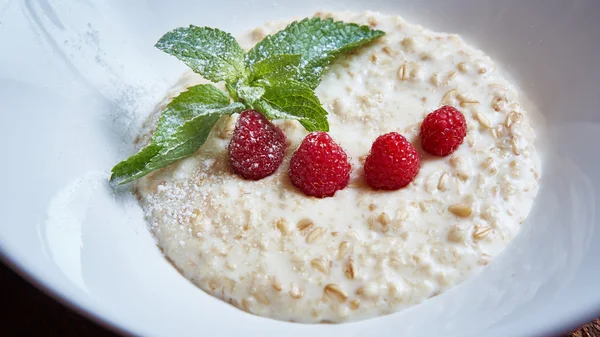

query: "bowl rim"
left=2, top=243, right=600, bottom=337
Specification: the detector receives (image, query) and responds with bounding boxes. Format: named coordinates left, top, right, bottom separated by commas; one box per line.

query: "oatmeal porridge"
left=135, top=11, right=541, bottom=323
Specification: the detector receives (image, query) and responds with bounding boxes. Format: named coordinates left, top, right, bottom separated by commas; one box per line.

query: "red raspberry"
left=419, top=105, right=467, bottom=156
left=364, top=132, right=420, bottom=190
left=228, top=110, right=286, bottom=180
left=289, top=132, right=351, bottom=198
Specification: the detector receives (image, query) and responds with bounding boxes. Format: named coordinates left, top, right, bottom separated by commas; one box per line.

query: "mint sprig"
left=110, top=18, right=384, bottom=185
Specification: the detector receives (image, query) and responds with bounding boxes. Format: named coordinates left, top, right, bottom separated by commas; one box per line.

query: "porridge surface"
left=136, top=11, right=541, bottom=323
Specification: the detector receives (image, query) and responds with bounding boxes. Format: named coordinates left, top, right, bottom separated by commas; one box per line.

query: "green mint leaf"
left=246, top=18, right=384, bottom=89
left=110, top=144, right=162, bottom=185
left=152, top=103, right=244, bottom=161
left=156, top=26, right=246, bottom=83
left=110, top=84, right=245, bottom=185
left=254, top=79, right=329, bottom=132
left=151, top=84, right=230, bottom=144
left=249, top=54, right=302, bottom=84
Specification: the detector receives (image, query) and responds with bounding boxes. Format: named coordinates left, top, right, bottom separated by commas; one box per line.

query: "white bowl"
left=1, top=0, right=599, bottom=336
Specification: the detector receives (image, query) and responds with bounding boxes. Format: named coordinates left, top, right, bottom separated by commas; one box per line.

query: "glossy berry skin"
left=364, top=132, right=420, bottom=190
left=228, top=110, right=286, bottom=180
left=419, top=105, right=467, bottom=157
left=289, top=132, right=351, bottom=198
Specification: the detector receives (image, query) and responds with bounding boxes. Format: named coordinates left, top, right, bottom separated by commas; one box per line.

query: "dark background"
left=1, top=262, right=597, bottom=337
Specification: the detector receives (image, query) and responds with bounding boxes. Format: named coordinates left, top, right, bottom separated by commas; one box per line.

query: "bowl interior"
left=0, top=0, right=599, bottom=336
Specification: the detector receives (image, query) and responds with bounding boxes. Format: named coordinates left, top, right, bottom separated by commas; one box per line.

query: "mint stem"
left=226, top=83, right=240, bottom=103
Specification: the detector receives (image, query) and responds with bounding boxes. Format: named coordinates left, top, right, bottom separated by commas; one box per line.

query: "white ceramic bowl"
left=1, top=0, right=599, bottom=336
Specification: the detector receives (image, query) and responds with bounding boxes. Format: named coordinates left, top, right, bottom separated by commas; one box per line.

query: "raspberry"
left=364, top=132, right=420, bottom=190
left=419, top=105, right=467, bottom=156
left=228, top=110, right=286, bottom=180
left=289, top=132, right=351, bottom=198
